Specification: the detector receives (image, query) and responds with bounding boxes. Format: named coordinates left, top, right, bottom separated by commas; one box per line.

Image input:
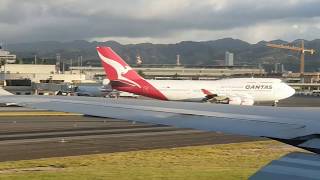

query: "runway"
left=0, top=114, right=258, bottom=162
left=254, top=94, right=320, bottom=107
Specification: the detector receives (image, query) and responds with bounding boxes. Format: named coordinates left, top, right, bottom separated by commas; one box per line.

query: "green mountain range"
left=6, top=38, right=320, bottom=72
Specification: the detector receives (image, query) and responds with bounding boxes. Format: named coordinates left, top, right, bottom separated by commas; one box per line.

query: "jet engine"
left=241, top=98, right=254, bottom=106
left=208, top=96, right=254, bottom=106
left=228, top=97, right=242, bottom=105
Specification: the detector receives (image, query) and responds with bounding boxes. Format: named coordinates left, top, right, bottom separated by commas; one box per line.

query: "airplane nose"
left=287, top=85, right=295, bottom=97
left=276, top=83, right=295, bottom=100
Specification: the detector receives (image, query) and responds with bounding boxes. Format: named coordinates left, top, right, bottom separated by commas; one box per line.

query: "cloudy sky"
left=0, top=0, right=320, bottom=44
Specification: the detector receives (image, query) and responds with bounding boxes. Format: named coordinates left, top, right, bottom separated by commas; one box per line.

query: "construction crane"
left=266, top=40, right=315, bottom=74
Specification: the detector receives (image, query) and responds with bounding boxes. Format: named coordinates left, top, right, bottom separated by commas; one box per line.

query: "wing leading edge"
left=0, top=95, right=320, bottom=154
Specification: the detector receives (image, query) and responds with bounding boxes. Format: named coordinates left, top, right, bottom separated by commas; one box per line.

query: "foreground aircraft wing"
left=0, top=95, right=320, bottom=179
left=0, top=95, right=319, bottom=153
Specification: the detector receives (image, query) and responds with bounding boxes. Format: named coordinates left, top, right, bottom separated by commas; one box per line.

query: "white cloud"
left=0, top=0, right=320, bottom=43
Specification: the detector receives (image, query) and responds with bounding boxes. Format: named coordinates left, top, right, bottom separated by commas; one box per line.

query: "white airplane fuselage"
left=145, top=78, right=295, bottom=102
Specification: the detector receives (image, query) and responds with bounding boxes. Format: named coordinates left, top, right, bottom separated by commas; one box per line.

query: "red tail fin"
left=96, top=46, right=168, bottom=100
left=96, top=46, right=143, bottom=87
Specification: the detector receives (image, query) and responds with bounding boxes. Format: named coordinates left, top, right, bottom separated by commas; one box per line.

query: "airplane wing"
left=201, top=89, right=254, bottom=105
left=0, top=95, right=318, bottom=152
left=0, top=95, right=320, bottom=179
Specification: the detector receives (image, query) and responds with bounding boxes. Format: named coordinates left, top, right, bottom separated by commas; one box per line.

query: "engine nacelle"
left=241, top=98, right=254, bottom=106
left=228, top=97, right=254, bottom=106
left=228, top=97, right=242, bottom=105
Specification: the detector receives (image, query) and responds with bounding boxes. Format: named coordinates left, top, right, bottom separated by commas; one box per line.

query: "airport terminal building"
left=70, top=65, right=265, bottom=80
left=0, top=64, right=90, bottom=95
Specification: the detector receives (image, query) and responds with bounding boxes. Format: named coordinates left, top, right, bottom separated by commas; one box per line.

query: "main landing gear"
left=272, top=100, right=279, bottom=107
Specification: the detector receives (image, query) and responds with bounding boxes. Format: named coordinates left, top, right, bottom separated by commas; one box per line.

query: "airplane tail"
left=96, top=46, right=167, bottom=100
left=96, top=46, right=144, bottom=87
left=96, top=46, right=143, bottom=81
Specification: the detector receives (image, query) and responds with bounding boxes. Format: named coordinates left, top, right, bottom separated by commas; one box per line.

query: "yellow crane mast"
left=266, top=40, right=315, bottom=74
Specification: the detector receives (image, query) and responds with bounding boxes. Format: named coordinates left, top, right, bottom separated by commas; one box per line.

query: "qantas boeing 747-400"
left=96, top=46, right=295, bottom=105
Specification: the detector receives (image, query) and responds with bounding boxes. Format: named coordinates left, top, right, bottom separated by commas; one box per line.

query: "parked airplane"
left=74, top=85, right=112, bottom=97
left=96, top=46, right=295, bottom=106
left=74, top=85, right=139, bottom=98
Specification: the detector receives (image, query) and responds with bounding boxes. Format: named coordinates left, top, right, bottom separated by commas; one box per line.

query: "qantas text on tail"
left=96, top=46, right=295, bottom=106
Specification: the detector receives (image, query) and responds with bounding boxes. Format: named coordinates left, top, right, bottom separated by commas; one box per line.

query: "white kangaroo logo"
left=98, top=51, right=141, bottom=88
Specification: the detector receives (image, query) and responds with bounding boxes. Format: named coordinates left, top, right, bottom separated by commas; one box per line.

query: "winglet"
left=201, top=89, right=214, bottom=96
